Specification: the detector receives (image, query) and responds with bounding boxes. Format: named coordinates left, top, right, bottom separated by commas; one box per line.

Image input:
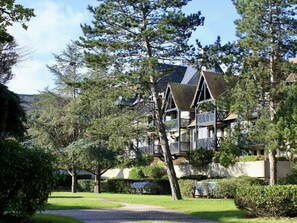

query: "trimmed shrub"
left=78, top=179, right=95, bottom=192
left=106, top=179, right=133, bottom=193
left=235, top=185, right=297, bottom=218
left=56, top=174, right=92, bottom=188
left=214, top=176, right=267, bottom=198
left=240, top=155, right=265, bottom=162
left=0, top=139, right=57, bottom=222
left=178, top=179, right=196, bottom=198
left=128, top=167, right=145, bottom=179
left=142, top=166, right=167, bottom=179
left=179, top=175, right=207, bottom=181
left=105, top=178, right=170, bottom=194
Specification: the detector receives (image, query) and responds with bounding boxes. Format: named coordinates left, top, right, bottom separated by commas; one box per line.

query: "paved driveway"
left=44, top=202, right=221, bottom=223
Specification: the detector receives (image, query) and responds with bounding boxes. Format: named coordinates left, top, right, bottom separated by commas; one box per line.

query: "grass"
left=44, top=192, right=297, bottom=223
left=33, top=214, right=84, bottom=223
left=46, top=192, right=122, bottom=210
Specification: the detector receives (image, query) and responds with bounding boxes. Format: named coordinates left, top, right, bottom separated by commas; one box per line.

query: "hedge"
left=235, top=185, right=297, bottom=218
left=0, top=139, right=57, bottom=222
left=105, top=178, right=170, bottom=194
left=178, top=179, right=196, bottom=198
left=78, top=179, right=95, bottom=192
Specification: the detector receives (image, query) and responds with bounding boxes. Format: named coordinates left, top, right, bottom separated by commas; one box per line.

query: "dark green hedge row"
left=235, top=185, right=297, bottom=218
left=102, top=178, right=171, bottom=194
left=0, top=139, right=57, bottom=222
left=178, top=176, right=268, bottom=198
left=56, top=174, right=92, bottom=188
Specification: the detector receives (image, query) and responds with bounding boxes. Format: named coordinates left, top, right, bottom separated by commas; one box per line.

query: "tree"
left=67, top=138, right=118, bottom=193
left=0, top=84, right=26, bottom=139
left=213, top=0, right=297, bottom=185
left=0, top=0, right=35, bottom=43
left=29, top=42, right=88, bottom=193
left=0, top=41, right=19, bottom=84
left=80, top=0, right=204, bottom=200
left=276, top=82, right=297, bottom=161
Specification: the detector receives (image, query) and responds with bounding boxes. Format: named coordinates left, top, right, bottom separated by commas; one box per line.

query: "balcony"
left=153, top=142, right=190, bottom=156
left=196, top=137, right=224, bottom=149
left=197, top=111, right=227, bottom=126
left=164, top=118, right=191, bottom=131
left=138, top=146, right=154, bottom=154
left=197, top=137, right=215, bottom=148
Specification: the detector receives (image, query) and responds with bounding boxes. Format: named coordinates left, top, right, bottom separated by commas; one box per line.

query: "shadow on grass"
left=49, top=196, right=83, bottom=198
left=190, top=209, right=244, bottom=221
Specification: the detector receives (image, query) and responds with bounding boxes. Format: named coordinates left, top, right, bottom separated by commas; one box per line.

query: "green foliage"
left=106, top=179, right=134, bottom=194
left=235, top=185, right=297, bottom=218
left=276, top=83, right=297, bottom=157
left=56, top=174, right=92, bottom=188
left=178, top=179, right=196, bottom=198
left=0, top=41, right=19, bottom=84
left=129, top=166, right=167, bottom=179
left=142, top=166, right=167, bottom=179
left=0, top=0, right=35, bottom=43
left=186, top=148, right=214, bottom=170
left=128, top=167, right=145, bottom=179
left=78, top=179, right=95, bottom=192
left=0, top=138, right=57, bottom=221
left=0, top=84, right=26, bottom=139
left=179, top=175, right=208, bottom=181
left=239, top=155, right=265, bottom=162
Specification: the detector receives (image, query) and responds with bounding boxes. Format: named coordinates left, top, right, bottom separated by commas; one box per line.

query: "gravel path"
left=44, top=202, right=221, bottom=223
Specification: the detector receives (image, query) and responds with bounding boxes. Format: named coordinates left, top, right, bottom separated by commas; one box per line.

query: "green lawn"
left=46, top=192, right=122, bottom=210
left=45, top=192, right=297, bottom=223
left=33, top=214, right=84, bottom=223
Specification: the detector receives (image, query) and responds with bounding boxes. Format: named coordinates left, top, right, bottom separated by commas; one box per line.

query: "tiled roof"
left=203, top=71, right=227, bottom=99
left=168, top=83, right=196, bottom=111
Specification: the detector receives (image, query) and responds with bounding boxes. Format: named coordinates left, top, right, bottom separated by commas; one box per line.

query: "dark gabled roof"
left=166, top=83, right=196, bottom=111
left=203, top=71, right=227, bottom=99
left=18, top=94, right=39, bottom=111
left=156, top=63, right=188, bottom=92
left=191, top=71, right=228, bottom=107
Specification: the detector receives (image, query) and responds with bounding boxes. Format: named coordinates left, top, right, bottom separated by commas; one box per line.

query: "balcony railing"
left=164, top=118, right=191, bottom=131
left=138, top=146, right=154, bottom=154
left=197, top=111, right=227, bottom=125
left=153, top=142, right=190, bottom=156
left=197, top=137, right=215, bottom=148
left=196, top=137, right=223, bottom=149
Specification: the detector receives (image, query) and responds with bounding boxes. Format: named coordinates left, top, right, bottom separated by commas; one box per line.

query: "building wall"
left=101, top=161, right=291, bottom=179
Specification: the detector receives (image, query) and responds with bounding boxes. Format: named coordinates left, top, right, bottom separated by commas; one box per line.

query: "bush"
left=179, top=175, right=208, bottom=181
left=235, top=185, right=297, bottom=218
left=213, top=176, right=267, bottom=198
left=0, top=139, right=57, bottom=222
left=178, top=179, right=196, bottom=198
left=106, top=179, right=133, bottom=193
left=56, top=174, right=92, bottom=188
left=78, top=179, right=95, bottom=192
left=186, top=148, right=214, bottom=170
left=142, top=166, right=167, bottom=179
left=128, top=167, right=145, bottom=179
left=105, top=178, right=170, bottom=194
left=239, top=155, right=265, bottom=162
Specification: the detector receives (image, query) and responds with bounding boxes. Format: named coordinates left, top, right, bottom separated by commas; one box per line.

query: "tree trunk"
left=94, top=165, right=101, bottom=193
left=268, top=149, right=277, bottom=185
left=150, top=76, right=182, bottom=200
left=268, top=0, right=277, bottom=186
left=70, top=167, right=77, bottom=193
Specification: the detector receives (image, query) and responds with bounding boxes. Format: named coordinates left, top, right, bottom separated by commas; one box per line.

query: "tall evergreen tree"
left=80, top=0, right=204, bottom=200
left=211, top=0, right=297, bottom=185
left=29, top=42, right=87, bottom=193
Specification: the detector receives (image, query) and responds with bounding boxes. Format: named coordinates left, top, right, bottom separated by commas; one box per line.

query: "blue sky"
left=7, top=0, right=239, bottom=94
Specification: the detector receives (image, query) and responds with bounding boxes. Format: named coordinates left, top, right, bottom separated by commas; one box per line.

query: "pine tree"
left=80, top=0, right=204, bottom=200
left=227, top=0, right=297, bottom=185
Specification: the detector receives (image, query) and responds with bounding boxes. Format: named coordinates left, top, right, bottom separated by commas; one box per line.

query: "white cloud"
left=7, top=0, right=93, bottom=94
